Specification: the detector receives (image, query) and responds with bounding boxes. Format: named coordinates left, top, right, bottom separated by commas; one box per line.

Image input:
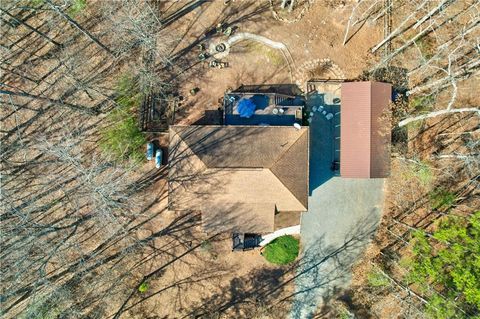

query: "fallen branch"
left=371, top=0, right=429, bottom=53
left=398, top=107, right=480, bottom=127
left=413, top=0, right=455, bottom=30
left=435, top=154, right=479, bottom=159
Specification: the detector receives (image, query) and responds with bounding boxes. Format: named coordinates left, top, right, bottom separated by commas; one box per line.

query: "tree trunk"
left=371, top=0, right=429, bottom=53
left=412, top=0, right=455, bottom=30
left=373, top=2, right=477, bottom=70
left=0, top=89, right=100, bottom=115
left=0, top=8, right=62, bottom=47
left=45, top=0, right=114, bottom=56
left=398, top=107, right=479, bottom=127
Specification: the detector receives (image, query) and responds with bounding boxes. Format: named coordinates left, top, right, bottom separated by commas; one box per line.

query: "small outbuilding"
left=340, top=81, right=392, bottom=178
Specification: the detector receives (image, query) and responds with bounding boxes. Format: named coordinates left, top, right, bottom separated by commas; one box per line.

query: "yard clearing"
left=174, top=1, right=379, bottom=126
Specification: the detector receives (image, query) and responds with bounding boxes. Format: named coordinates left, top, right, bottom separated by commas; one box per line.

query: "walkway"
left=258, top=225, right=301, bottom=247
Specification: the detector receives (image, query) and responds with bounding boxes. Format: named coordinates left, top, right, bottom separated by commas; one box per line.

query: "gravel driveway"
left=290, top=91, right=385, bottom=318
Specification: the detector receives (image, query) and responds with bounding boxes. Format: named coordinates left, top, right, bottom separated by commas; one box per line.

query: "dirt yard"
left=168, top=0, right=380, bottom=126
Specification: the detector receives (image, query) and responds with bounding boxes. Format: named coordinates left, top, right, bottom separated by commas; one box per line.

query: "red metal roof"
left=340, top=81, right=392, bottom=178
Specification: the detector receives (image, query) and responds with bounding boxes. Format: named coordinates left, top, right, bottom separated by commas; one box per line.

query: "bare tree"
left=1, top=122, right=151, bottom=317
left=45, top=0, right=114, bottom=56
left=100, top=0, right=177, bottom=95
left=350, top=0, right=480, bottom=127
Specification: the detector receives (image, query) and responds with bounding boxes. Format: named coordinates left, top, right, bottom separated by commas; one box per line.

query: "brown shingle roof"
left=168, top=125, right=309, bottom=233
left=170, top=126, right=304, bottom=168
left=271, top=130, right=309, bottom=208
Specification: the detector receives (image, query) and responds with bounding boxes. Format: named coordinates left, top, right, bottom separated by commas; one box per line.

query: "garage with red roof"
left=340, top=81, right=392, bottom=178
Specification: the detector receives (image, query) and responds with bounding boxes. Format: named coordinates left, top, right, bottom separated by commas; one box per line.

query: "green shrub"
left=263, top=235, right=299, bottom=265
left=200, top=240, right=213, bottom=251
left=409, top=212, right=480, bottom=317
left=115, top=74, right=143, bottom=108
left=415, top=36, right=436, bottom=60
left=415, top=162, right=434, bottom=186
left=399, top=256, right=412, bottom=269
left=427, top=293, right=458, bottom=319
left=403, top=160, right=434, bottom=186
left=68, top=0, right=87, bottom=16
left=406, top=118, right=425, bottom=131
left=138, top=281, right=149, bottom=293
left=99, top=112, right=146, bottom=163
left=410, top=94, right=435, bottom=113
left=19, top=296, right=61, bottom=319
left=367, top=269, right=390, bottom=288
left=30, top=0, right=86, bottom=15
left=338, top=308, right=353, bottom=319
left=335, top=302, right=353, bottom=319
left=99, top=74, right=146, bottom=163
left=430, top=188, right=456, bottom=210
left=30, top=0, right=44, bottom=6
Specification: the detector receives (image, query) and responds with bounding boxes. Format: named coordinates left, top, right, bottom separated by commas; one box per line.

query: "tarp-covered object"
left=237, top=98, right=256, bottom=118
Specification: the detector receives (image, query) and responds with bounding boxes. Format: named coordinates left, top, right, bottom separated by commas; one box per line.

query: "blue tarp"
left=237, top=98, right=256, bottom=118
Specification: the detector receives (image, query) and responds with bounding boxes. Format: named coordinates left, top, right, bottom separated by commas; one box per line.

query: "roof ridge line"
left=268, top=128, right=307, bottom=169
left=267, top=168, right=307, bottom=211
left=269, top=130, right=308, bottom=210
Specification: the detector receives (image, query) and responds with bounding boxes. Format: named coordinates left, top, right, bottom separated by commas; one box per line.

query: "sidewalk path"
left=258, top=225, right=301, bottom=247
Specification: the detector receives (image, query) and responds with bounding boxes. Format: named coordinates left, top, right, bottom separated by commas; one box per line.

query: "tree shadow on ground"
left=177, top=209, right=381, bottom=319
left=290, top=208, right=381, bottom=318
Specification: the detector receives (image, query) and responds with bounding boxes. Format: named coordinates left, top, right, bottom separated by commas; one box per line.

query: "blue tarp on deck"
left=237, top=98, right=256, bottom=118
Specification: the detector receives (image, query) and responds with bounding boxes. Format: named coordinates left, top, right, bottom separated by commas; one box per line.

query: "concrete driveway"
left=291, top=90, right=385, bottom=319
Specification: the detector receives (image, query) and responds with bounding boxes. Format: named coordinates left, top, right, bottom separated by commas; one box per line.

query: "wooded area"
left=1, top=0, right=478, bottom=318
left=341, top=1, right=479, bottom=317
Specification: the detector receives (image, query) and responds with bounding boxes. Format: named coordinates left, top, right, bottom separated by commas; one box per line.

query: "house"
left=340, top=81, right=392, bottom=178
left=168, top=125, right=309, bottom=234
left=166, top=81, right=392, bottom=238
